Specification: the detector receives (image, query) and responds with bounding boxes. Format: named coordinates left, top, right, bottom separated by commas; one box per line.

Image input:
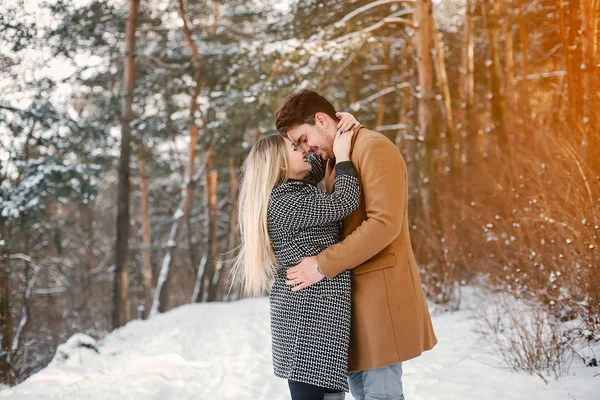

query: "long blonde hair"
left=230, top=134, right=289, bottom=296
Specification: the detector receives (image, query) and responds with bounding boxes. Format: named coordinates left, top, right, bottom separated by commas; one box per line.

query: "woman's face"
left=283, top=137, right=311, bottom=180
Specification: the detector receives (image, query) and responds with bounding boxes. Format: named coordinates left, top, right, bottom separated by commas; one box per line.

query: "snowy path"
left=1, top=297, right=597, bottom=399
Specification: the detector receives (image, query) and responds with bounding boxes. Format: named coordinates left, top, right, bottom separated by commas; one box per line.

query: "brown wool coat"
left=316, top=126, right=437, bottom=373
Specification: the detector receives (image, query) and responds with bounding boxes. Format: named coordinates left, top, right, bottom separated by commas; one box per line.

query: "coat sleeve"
left=316, top=137, right=407, bottom=278
left=273, top=164, right=360, bottom=229
left=303, top=152, right=326, bottom=184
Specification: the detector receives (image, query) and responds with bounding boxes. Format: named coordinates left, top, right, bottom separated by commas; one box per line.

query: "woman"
left=232, top=113, right=361, bottom=400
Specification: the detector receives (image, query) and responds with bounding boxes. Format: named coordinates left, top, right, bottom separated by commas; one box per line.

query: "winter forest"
left=0, top=0, right=599, bottom=396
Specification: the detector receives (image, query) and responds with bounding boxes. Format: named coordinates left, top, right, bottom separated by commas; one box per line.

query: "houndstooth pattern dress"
left=267, top=154, right=360, bottom=392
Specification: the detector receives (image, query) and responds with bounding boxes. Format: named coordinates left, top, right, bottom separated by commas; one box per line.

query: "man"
left=275, top=89, right=437, bottom=400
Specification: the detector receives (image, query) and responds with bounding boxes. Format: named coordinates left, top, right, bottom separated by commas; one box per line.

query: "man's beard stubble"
left=317, top=128, right=335, bottom=160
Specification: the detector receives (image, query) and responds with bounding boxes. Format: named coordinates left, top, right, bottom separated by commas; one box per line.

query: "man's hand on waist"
left=285, top=256, right=324, bottom=292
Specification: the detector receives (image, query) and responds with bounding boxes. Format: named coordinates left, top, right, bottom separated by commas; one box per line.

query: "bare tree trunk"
left=464, top=0, right=477, bottom=165
left=150, top=0, right=204, bottom=316
left=589, top=0, right=600, bottom=175
left=5, top=254, right=40, bottom=383
left=84, top=204, right=97, bottom=273
left=483, top=0, right=507, bottom=152
left=396, top=43, right=413, bottom=152
left=162, top=80, right=200, bottom=310
left=137, top=144, right=153, bottom=318
left=349, top=63, right=359, bottom=104
left=558, top=0, right=577, bottom=121
left=0, top=253, right=13, bottom=385
left=200, top=149, right=219, bottom=302
left=224, top=157, right=240, bottom=301
left=346, top=24, right=359, bottom=105
left=192, top=252, right=208, bottom=303
left=376, top=43, right=391, bottom=128
left=580, top=0, right=591, bottom=132
left=516, top=0, right=530, bottom=134
left=150, top=151, right=204, bottom=316
left=424, top=11, right=457, bottom=306
left=226, top=158, right=240, bottom=254
left=112, top=0, right=139, bottom=330
left=592, top=0, right=600, bottom=62
left=412, top=0, right=434, bottom=217
left=581, top=0, right=599, bottom=165
left=431, top=15, right=456, bottom=170
left=499, top=0, right=517, bottom=138
left=214, top=157, right=241, bottom=301
left=568, top=0, right=583, bottom=121
left=186, top=203, right=198, bottom=272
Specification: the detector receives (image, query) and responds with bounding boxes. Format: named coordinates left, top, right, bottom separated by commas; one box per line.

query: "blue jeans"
left=348, top=362, right=404, bottom=400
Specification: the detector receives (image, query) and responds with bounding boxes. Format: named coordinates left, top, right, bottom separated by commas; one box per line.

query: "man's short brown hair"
left=275, top=89, right=339, bottom=134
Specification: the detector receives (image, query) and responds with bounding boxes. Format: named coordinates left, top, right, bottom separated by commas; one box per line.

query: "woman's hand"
left=333, top=129, right=355, bottom=163
left=335, top=112, right=361, bottom=133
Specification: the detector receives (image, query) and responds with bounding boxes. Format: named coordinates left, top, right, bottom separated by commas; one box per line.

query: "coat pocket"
left=353, top=252, right=396, bottom=275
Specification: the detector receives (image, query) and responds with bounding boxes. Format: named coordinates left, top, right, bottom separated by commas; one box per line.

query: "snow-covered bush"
left=50, top=333, right=99, bottom=367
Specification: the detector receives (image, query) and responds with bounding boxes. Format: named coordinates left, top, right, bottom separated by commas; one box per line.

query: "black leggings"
left=288, top=380, right=342, bottom=400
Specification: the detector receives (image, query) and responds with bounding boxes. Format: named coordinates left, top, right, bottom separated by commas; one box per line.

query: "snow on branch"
left=350, top=82, right=411, bottom=111
left=514, top=71, right=566, bottom=81
left=375, top=123, right=409, bottom=131
left=334, top=0, right=415, bottom=27
left=134, top=53, right=191, bottom=70
left=333, top=9, right=415, bottom=44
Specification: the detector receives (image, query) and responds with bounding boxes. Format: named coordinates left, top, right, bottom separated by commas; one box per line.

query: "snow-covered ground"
left=1, top=292, right=597, bottom=400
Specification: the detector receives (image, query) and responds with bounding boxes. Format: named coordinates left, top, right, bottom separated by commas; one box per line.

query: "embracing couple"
left=232, top=89, right=437, bottom=400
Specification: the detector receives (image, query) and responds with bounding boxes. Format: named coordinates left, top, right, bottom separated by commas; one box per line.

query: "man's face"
left=287, top=115, right=336, bottom=160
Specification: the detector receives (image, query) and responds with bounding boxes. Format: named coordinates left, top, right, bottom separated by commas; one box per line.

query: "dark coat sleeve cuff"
left=335, top=161, right=357, bottom=177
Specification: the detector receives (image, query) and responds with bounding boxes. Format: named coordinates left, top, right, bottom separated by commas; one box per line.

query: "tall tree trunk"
left=516, top=0, right=530, bottom=135
left=412, top=0, right=434, bottom=217
left=225, top=157, right=240, bottom=300
left=200, top=149, right=219, bottom=302
left=0, top=252, right=13, bottom=385
left=214, top=157, right=240, bottom=301
left=483, top=0, right=507, bottom=152
left=580, top=0, right=599, bottom=163
left=431, top=15, right=456, bottom=171
left=112, top=0, right=139, bottom=330
left=349, top=62, right=359, bottom=104
left=499, top=0, right=517, bottom=138
left=84, top=204, right=97, bottom=273
left=164, top=100, right=199, bottom=309
left=558, top=0, right=577, bottom=123
left=226, top=158, right=240, bottom=254
left=186, top=198, right=198, bottom=273
left=150, top=0, right=203, bottom=316
left=579, top=0, right=591, bottom=133
left=463, top=0, right=477, bottom=165
left=137, top=144, right=154, bottom=318
left=345, top=24, right=360, bottom=105
left=7, top=254, right=40, bottom=383
left=396, top=43, right=413, bottom=152
left=568, top=0, right=583, bottom=122
left=150, top=141, right=203, bottom=316
left=588, top=0, right=600, bottom=175
left=376, top=42, right=391, bottom=128
left=592, top=0, right=600, bottom=62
